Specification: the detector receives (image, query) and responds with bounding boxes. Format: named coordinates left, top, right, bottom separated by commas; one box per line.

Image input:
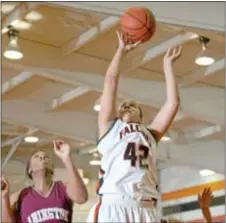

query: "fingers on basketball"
left=132, top=40, right=142, bottom=48
left=116, top=31, right=123, bottom=40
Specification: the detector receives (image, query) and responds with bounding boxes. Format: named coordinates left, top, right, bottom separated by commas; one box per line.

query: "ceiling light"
left=199, top=169, right=215, bottom=177
left=93, top=104, right=101, bottom=112
left=83, top=177, right=89, bottom=185
left=24, top=136, right=39, bottom=143
left=93, top=152, right=99, bottom=158
left=25, top=11, right=43, bottom=21
left=4, top=27, right=23, bottom=60
left=4, top=49, right=23, bottom=60
left=13, top=21, right=32, bottom=30
left=90, top=158, right=101, bottom=166
left=10, top=20, right=20, bottom=26
left=2, top=27, right=9, bottom=34
left=1, top=3, right=17, bottom=14
left=161, top=136, right=171, bottom=142
left=195, top=56, right=215, bottom=66
left=195, top=36, right=215, bottom=66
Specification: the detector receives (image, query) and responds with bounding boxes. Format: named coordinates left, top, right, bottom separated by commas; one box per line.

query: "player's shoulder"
left=10, top=187, right=29, bottom=208
left=97, top=118, right=120, bottom=145
left=10, top=190, right=21, bottom=204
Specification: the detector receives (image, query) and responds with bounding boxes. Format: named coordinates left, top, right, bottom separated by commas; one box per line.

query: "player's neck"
left=33, top=175, right=53, bottom=195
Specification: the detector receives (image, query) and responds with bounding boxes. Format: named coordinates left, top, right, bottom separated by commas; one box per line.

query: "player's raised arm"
left=198, top=188, right=213, bottom=223
left=98, top=31, right=140, bottom=138
left=1, top=176, right=18, bottom=223
left=148, top=46, right=182, bottom=142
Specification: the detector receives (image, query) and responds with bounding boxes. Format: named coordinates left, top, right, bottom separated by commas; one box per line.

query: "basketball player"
left=2, top=140, right=88, bottom=223
left=87, top=31, right=182, bottom=223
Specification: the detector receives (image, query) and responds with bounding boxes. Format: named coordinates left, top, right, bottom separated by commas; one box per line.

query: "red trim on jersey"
left=93, top=198, right=102, bottom=223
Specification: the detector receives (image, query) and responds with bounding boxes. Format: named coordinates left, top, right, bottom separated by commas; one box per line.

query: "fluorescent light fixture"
left=24, top=136, right=39, bottom=143
left=93, top=104, right=101, bottom=112
left=199, top=169, right=215, bottom=177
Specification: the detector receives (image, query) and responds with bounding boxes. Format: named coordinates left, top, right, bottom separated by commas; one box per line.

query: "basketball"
left=120, top=7, right=156, bottom=43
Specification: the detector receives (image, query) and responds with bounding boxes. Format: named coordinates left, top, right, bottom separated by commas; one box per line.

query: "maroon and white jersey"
left=15, top=181, right=73, bottom=223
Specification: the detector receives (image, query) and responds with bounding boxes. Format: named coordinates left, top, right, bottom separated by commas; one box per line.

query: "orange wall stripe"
left=189, top=214, right=225, bottom=223
left=162, top=180, right=225, bottom=201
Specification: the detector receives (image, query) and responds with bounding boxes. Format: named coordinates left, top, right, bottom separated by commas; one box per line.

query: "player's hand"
left=164, top=46, right=182, bottom=64
left=53, top=140, right=71, bottom=162
left=1, top=175, right=9, bottom=198
left=116, top=31, right=141, bottom=53
left=198, top=187, right=213, bottom=209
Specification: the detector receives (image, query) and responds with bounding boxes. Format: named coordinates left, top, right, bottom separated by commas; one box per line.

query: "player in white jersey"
left=87, top=31, right=182, bottom=223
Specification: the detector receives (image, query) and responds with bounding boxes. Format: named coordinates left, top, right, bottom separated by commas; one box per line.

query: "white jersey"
left=96, top=118, right=160, bottom=201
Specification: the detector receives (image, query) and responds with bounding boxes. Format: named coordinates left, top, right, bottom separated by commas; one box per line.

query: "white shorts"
left=87, top=195, right=160, bottom=223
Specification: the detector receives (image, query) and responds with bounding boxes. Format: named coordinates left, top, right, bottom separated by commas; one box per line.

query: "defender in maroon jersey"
left=2, top=140, right=88, bottom=223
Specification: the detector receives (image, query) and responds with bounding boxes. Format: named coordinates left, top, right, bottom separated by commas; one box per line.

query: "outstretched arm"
left=98, top=32, right=140, bottom=139
left=198, top=188, right=213, bottom=223
left=2, top=195, right=16, bottom=223
left=53, top=140, right=88, bottom=204
left=148, top=47, right=182, bottom=143
left=2, top=176, right=19, bottom=223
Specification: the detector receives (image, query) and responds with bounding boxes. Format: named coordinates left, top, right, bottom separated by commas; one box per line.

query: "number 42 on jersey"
left=123, top=142, right=149, bottom=168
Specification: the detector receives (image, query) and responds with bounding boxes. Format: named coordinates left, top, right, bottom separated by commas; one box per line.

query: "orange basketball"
left=120, top=7, right=156, bottom=43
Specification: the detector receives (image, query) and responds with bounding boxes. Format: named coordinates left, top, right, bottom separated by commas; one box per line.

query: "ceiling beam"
left=191, top=125, right=224, bottom=139
left=61, top=16, right=119, bottom=56
left=1, top=128, right=39, bottom=148
left=2, top=100, right=97, bottom=143
left=121, top=32, right=198, bottom=75
left=3, top=65, right=223, bottom=125
left=2, top=2, right=38, bottom=30
left=2, top=131, right=21, bottom=136
left=2, top=71, right=33, bottom=96
left=2, top=99, right=224, bottom=172
left=180, top=58, right=225, bottom=87
left=38, top=68, right=223, bottom=125
left=175, top=125, right=224, bottom=143
left=48, top=2, right=224, bottom=32
left=158, top=140, right=224, bottom=173
left=51, top=86, right=90, bottom=111
left=2, top=137, right=23, bottom=168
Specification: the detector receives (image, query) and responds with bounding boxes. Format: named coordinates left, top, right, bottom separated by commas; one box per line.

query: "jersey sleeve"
left=146, top=128, right=158, bottom=147
left=97, top=118, right=118, bottom=145
left=96, top=118, right=120, bottom=155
